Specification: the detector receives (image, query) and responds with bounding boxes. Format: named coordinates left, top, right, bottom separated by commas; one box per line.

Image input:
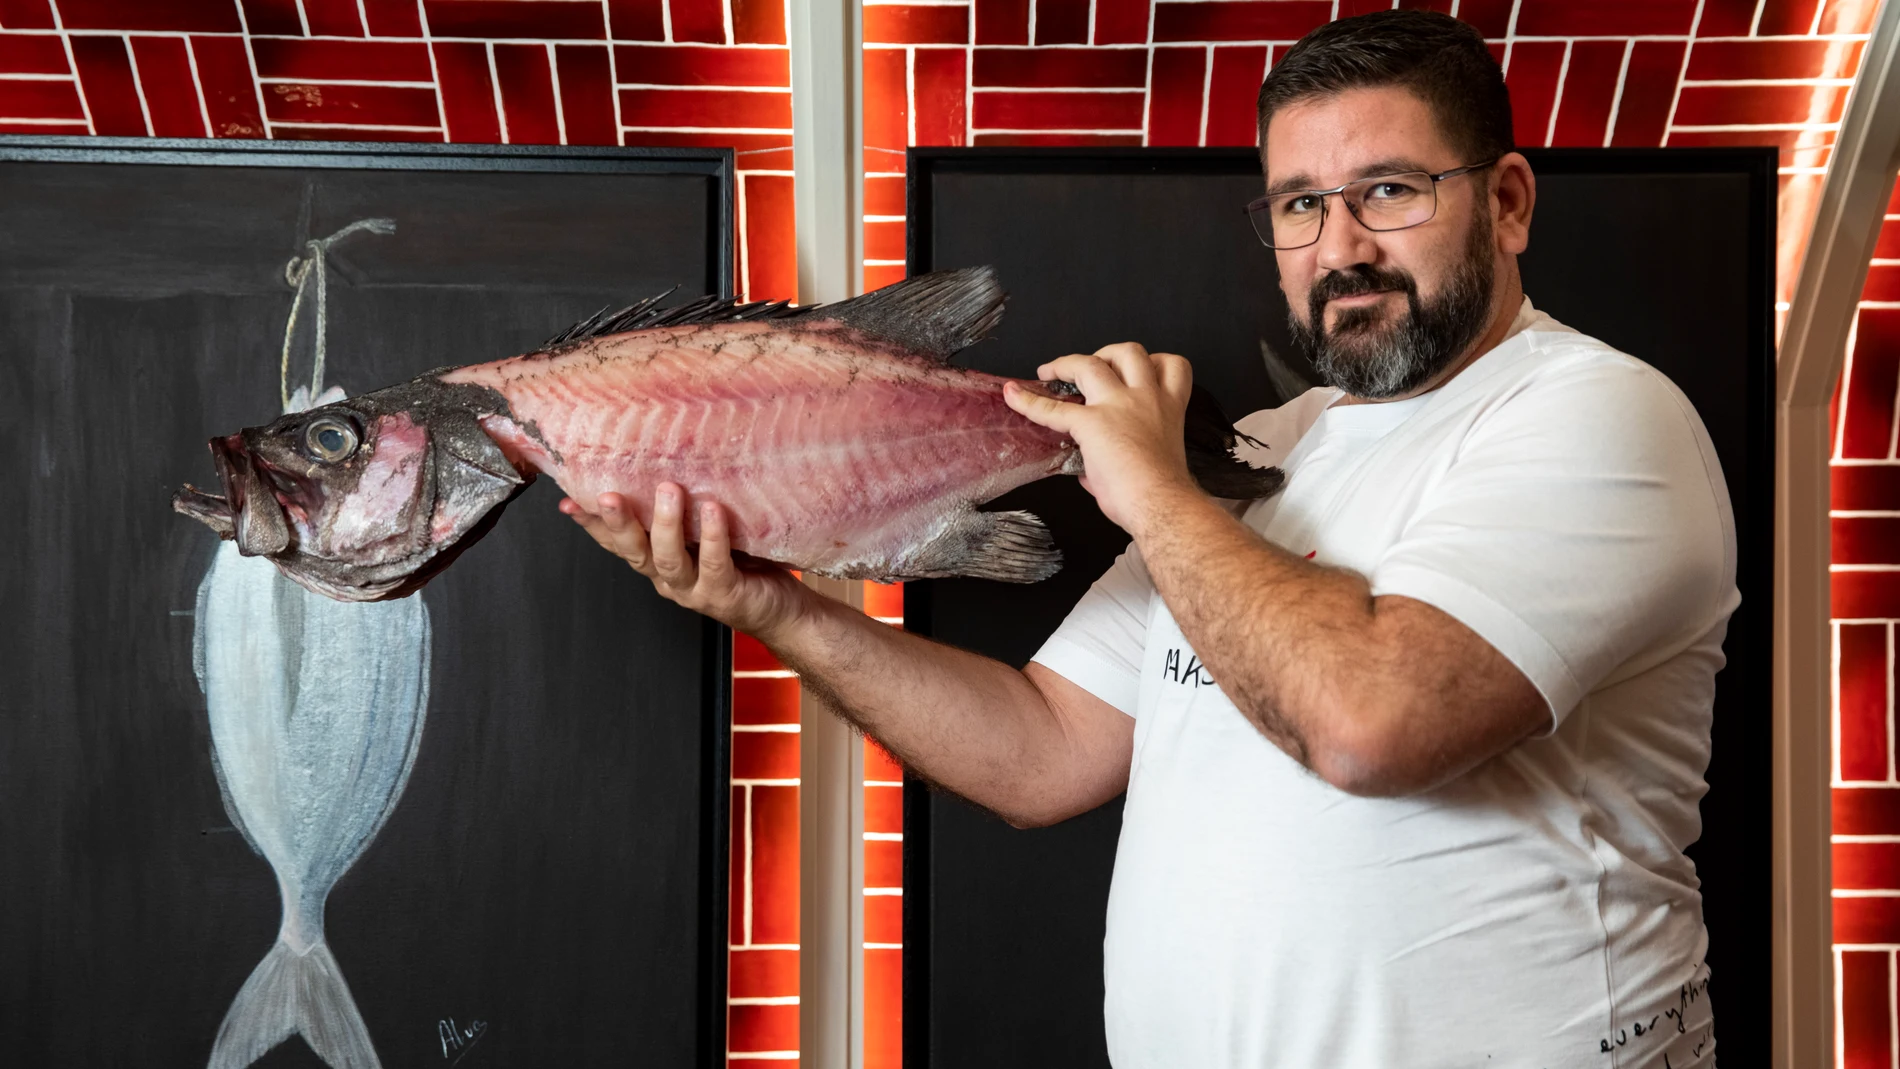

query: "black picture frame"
left=0, top=136, right=735, bottom=1068
left=902, top=145, right=1776, bottom=1067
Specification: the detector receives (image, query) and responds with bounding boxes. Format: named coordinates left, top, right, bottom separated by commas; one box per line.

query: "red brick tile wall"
left=1829, top=176, right=1900, bottom=1069
left=0, top=0, right=797, bottom=303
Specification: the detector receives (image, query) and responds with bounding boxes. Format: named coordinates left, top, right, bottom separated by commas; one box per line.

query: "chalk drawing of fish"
left=190, top=219, right=427, bottom=1069
left=192, top=525, right=429, bottom=1069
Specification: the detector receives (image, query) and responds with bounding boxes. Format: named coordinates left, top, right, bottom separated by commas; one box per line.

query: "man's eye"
left=1367, top=182, right=1419, bottom=201
left=1281, top=195, right=1320, bottom=215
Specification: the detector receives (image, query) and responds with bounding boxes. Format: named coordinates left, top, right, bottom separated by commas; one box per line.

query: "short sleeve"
left=1030, top=543, right=1155, bottom=718
left=1369, top=356, right=1736, bottom=729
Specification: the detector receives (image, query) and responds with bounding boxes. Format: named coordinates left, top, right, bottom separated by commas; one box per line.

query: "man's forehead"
left=1262, top=87, right=1454, bottom=190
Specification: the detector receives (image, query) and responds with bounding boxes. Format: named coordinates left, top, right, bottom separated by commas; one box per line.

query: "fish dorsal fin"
left=538, top=290, right=800, bottom=352
left=539, top=266, right=1006, bottom=363
left=788, top=265, right=1004, bottom=362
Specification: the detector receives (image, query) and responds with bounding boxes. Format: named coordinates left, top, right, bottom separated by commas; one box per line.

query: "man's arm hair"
left=772, top=594, right=1134, bottom=827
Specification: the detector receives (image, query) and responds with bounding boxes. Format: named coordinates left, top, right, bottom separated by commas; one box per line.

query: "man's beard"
left=1288, top=212, right=1496, bottom=400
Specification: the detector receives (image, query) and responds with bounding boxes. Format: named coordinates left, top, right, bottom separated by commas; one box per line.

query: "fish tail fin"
left=208, top=939, right=383, bottom=1069
left=902, top=509, right=1063, bottom=583
left=1183, top=385, right=1285, bottom=501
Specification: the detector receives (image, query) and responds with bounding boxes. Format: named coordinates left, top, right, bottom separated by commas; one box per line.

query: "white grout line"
left=1660, top=0, right=1709, bottom=146
left=968, top=85, right=1145, bottom=93
left=183, top=37, right=212, bottom=137
left=486, top=41, right=509, bottom=142
left=1196, top=44, right=1212, bottom=147
left=661, top=0, right=674, bottom=44
left=1833, top=889, right=1900, bottom=896
left=1684, top=77, right=1858, bottom=86
left=865, top=779, right=903, bottom=787
left=1890, top=621, right=1896, bottom=782
left=621, top=124, right=793, bottom=133
left=1836, top=835, right=1900, bottom=843
left=731, top=943, right=800, bottom=951
left=1670, top=121, right=1844, bottom=131
left=1831, top=564, right=1900, bottom=571
left=864, top=942, right=903, bottom=950
left=418, top=0, right=450, bottom=138
left=732, top=778, right=800, bottom=787
left=740, top=784, right=754, bottom=943
left=1838, top=313, right=1859, bottom=459
left=863, top=887, right=902, bottom=896
left=724, top=1053, right=798, bottom=1061
left=972, top=126, right=1144, bottom=134
left=294, top=0, right=313, bottom=38
left=120, top=37, right=156, bottom=136
left=733, top=723, right=801, bottom=732
left=722, top=0, right=735, bottom=46
left=258, top=78, right=439, bottom=88
left=730, top=996, right=800, bottom=1005
left=906, top=46, right=916, bottom=145
left=1602, top=39, right=1634, bottom=146
left=548, top=42, right=568, bottom=144
left=864, top=831, right=903, bottom=841
left=47, top=5, right=97, bottom=136
left=1749, top=0, right=1767, bottom=36
left=735, top=669, right=798, bottom=678
left=1543, top=40, right=1571, bottom=147
left=0, top=73, right=79, bottom=80
left=269, top=120, right=444, bottom=130
left=1836, top=620, right=1846, bottom=784
left=0, top=115, right=91, bottom=124
left=356, top=0, right=372, bottom=36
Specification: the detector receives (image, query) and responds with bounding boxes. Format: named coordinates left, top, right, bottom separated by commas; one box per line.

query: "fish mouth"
left=172, top=434, right=295, bottom=557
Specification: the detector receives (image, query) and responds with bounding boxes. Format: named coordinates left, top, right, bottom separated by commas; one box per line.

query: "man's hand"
left=1002, top=342, right=1201, bottom=535
left=558, top=482, right=817, bottom=640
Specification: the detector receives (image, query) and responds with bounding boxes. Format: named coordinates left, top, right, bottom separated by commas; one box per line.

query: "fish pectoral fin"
left=1183, top=385, right=1286, bottom=502
left=209, top=939, right=383, bottom=1069
left=900, top=509, right=1063, bottom=584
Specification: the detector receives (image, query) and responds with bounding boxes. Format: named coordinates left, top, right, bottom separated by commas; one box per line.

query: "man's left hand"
left=1003, top=342, right=1201, bottom=535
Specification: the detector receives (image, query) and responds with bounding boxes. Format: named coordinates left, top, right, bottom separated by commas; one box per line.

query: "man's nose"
left=1313, top=197, right=1380, bottom=273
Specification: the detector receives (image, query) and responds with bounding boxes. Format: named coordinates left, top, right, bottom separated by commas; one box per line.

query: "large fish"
left=174, top=266, right=1284, bottom=603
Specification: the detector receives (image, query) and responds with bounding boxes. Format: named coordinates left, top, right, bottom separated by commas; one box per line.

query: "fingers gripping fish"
left=176, top=266, right=1285, bottom=603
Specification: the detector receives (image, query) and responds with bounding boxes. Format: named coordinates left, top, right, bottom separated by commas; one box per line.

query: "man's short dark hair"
left=1255, top=10, right=1515, bottom=168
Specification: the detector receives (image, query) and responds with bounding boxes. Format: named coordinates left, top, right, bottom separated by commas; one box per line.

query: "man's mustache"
left=1309, top=266, right=1417, bottom=306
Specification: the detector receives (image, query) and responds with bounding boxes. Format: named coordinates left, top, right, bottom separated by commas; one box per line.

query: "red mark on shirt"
left=1305, top=550, right=1317, bottom=559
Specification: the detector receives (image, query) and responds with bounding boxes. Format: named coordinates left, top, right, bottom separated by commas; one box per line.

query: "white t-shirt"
left=1032, top=298, right=1737, bottom=1069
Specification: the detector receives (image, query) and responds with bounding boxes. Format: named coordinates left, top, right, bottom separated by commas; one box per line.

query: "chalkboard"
left=903, top=146, right=1776, bottom=1067
left=0, top=138, right=735, bottom=1068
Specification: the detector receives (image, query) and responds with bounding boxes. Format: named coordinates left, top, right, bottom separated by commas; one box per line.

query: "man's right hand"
left=558, top=482, right=818, bottom=641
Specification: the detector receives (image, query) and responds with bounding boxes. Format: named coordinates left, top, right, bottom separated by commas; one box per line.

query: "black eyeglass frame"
left=1243, top=158, right=1500, bottom=249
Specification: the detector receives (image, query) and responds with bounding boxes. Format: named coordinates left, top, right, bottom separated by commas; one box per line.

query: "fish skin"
left=194, top=538, right=431, bottom=1069
left=440, top=316, right=1080, bottom=579
left=174, top=266, right=1284, bottom=602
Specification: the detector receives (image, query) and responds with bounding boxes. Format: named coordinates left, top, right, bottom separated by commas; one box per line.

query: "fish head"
left=174, top=380, right=532, bottom=602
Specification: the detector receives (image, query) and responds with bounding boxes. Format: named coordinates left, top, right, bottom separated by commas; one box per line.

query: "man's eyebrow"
left=1263, top=159, right=1435, bottom=198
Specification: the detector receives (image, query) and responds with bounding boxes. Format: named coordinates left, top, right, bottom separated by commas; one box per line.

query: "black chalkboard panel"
left=903, top=146, right=1775, bottom=1067
left=0, top=138, right=734, bottom=1068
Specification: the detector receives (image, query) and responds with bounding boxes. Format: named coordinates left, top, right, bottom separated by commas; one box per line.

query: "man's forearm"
left=755, top=593, right=1114, bottom=824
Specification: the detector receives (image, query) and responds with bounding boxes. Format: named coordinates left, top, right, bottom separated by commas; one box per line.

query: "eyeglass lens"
left=1250, top=172, right=1439, bottom=249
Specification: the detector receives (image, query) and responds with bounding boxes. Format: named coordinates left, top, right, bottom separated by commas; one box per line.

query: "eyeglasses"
left=1243, top=159, right=1498, bottom=250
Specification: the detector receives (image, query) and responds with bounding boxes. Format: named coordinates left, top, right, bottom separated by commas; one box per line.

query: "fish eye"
left=303, top=416, right=360, bottom=463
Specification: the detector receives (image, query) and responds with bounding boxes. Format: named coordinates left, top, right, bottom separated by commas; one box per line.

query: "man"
left=563, top=10, right=1735, bottom=1067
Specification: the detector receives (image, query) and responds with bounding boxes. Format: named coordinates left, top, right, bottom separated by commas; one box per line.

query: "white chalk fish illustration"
left=193, top=534, right=429, bottom=1069
left=190, top=219, right=429, bottom=1069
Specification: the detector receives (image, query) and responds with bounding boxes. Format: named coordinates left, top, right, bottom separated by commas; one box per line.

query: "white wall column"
left=1775, top=1, right=1900, bottom=1064
left=787, top=0, right=865, bottom=1061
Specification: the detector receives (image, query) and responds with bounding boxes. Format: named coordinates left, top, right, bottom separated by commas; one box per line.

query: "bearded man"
left=564, top=9, right=1736, bottom=1067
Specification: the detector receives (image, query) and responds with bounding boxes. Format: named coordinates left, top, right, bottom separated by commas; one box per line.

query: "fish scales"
left=175, top=266, right=1286, bottom=602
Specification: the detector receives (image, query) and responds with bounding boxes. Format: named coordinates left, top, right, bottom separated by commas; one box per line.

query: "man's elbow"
left=1302, top=706, right=1436, bottom=799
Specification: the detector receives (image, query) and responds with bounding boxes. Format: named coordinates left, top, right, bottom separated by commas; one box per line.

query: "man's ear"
left=1491, top=151, right=1536, bottom=256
